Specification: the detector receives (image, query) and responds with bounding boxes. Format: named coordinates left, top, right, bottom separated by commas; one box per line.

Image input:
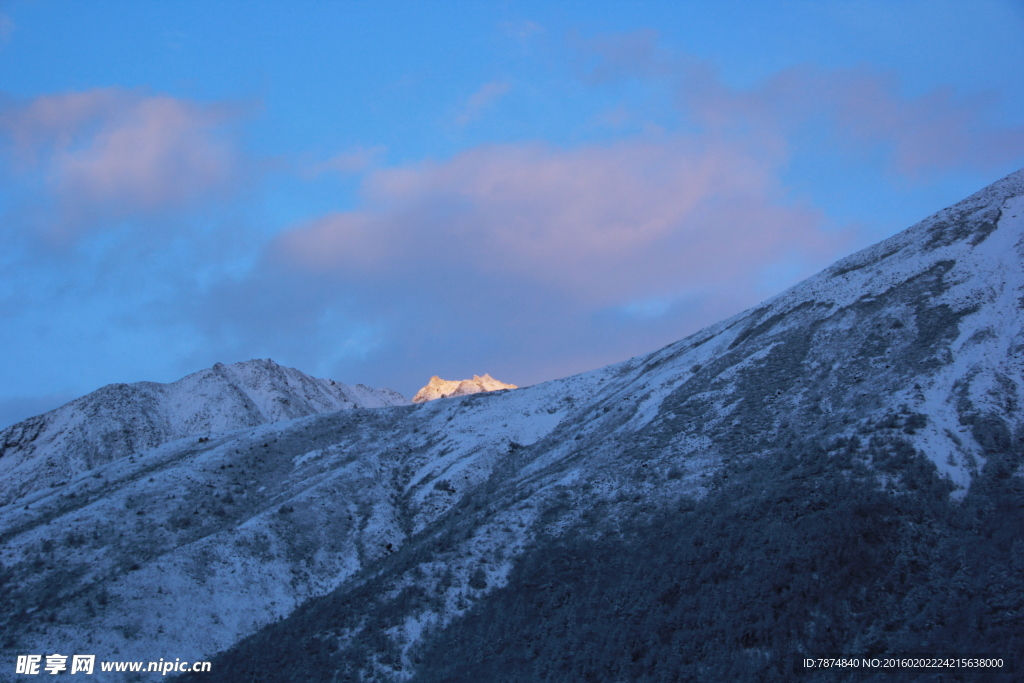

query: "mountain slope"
left=0, top=359, right=408, bottom=505
left=194, top=168, right=1023, bottom=681
left=1, top=170, right=1022, bottom=682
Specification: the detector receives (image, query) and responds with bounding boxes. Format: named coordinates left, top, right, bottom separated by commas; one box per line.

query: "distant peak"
left=412, top=374, right=517, bottom=403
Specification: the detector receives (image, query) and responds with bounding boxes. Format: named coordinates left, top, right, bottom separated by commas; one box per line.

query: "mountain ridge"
left=0, top=358, right=408, bottom=506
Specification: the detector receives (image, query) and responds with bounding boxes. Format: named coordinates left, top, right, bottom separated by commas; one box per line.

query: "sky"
left=1, top=0, right=1023, bottom=427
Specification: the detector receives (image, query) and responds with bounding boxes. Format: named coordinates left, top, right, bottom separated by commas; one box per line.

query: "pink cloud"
left=203, top=134, right=842, bottom=393
left=186, top=121, right=859, bottom=395
left=54, top=97, right=237, bottom=211
left=274, top=135, right=845, bottom=311
left=0, top=88, right=246, bottom=243
left=0, top=88, right=133, bottom=163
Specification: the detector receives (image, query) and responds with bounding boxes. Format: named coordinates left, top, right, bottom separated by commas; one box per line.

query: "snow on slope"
left=2, top=170, right=1023, bottom=681
left=0, top=370, right=615, bottom=675
left=0, top=359, right=408, bottom=505
left=217, top=167, right=1022, bottom=678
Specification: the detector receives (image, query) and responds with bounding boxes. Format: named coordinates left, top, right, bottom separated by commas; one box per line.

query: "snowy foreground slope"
left=3, top=170, right=1024, bottom=682
left=0, top=359, right=408, bottom=506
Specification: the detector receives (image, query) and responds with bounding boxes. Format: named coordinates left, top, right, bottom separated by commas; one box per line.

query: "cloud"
left=198, top=30, right=1024, bottom=390
left=678, top=62, right=1024, bottom=177
left=0, top=88, right=130, bottom=160
left=822, top=71, right=1024, bottom=175
left=456, top=81, right=511, bottom=125
left=192, top=35, right=1024, bottom=393
left=0, top=88, right=249, bottom=245
left=278, top=138, right=839, bottom=303
left=194, top=130, right=849, bottom=394
left=574, top=30, right=1024, bottom=177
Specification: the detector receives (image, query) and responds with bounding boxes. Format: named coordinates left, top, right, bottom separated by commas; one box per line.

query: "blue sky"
left=1, top=0, right=1023, bottom=426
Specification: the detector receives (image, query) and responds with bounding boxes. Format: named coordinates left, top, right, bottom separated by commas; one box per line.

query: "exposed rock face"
left=411, top=374, right=518, bottom=403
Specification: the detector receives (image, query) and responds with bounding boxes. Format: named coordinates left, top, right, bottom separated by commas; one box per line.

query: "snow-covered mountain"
left=1, top=170, right=1023, bottom=682
left=0, top=359, right=407, bottom=505
left=411, top=374, right=517, bottom=403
